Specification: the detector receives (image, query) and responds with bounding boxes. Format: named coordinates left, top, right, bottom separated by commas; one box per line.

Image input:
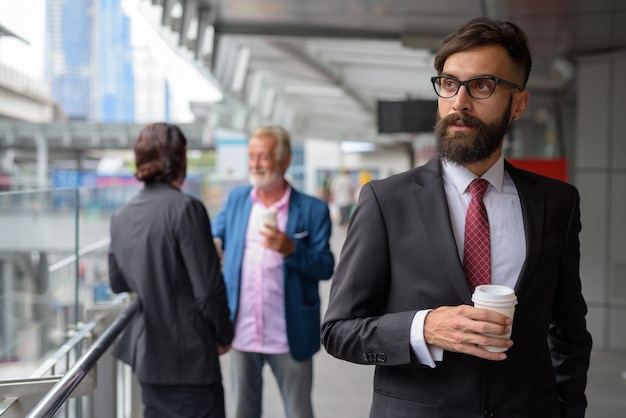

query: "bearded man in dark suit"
left=321, top=17, right=592, bottom=418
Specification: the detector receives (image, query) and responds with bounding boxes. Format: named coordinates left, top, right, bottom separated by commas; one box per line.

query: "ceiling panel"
left=146, top=0, right=626, bottom=145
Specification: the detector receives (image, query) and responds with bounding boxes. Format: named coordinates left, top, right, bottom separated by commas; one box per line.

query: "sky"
left=0, top=0, right=46, bottom=80
left=0, top=0, right=222, bottom=122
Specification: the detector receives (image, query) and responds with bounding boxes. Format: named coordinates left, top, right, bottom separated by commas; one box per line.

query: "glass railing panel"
left=0, top=188, right=82, bottom=379
left=0, top=185, right=137, bottom=380
left=0, top=176, right=222, bottom=383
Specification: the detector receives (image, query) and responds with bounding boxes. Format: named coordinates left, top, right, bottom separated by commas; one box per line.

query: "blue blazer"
left=212, top=185, right=335, bottom=361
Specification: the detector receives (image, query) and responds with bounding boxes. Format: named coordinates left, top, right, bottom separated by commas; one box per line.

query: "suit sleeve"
left=321, top=182, right=416, bottom=366
left=548, top=189, right=592, bottom=418
left=178, top=199, right=234, bottom=346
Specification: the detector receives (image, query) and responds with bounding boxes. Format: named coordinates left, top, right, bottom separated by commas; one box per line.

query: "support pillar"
left=35, top=131, right=48, bottom=189
left=1, top=258, right=16, bottom=360
left=575, top=51, right=626, bottom=350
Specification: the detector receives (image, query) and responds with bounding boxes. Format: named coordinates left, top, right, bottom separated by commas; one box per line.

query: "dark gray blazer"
left=321, top=157, right=592, bottom=418
left=109, top=182, right=233, bottom=385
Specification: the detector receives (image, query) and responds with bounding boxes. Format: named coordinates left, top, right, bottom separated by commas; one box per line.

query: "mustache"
left=440, top=112, right=483, bottom=128
left=250, top=169, right=266, bottom=175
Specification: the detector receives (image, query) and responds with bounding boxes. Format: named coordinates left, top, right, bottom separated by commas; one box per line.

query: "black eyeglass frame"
left=431, top=75, right=523, bottom=100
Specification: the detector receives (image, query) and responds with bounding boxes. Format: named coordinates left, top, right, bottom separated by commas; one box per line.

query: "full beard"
left=434, top=98, right=512, bottom=165
left=249, top=169, right=283, bottom=190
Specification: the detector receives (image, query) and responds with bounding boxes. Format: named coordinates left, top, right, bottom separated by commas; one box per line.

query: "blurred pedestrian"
left=331, top=167, right=354, bottom=227
left=317, top=171, right=332, bottom=203
left=354, top=169, right=373, bottom=203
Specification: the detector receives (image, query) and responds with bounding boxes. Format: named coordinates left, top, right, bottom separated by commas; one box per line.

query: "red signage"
left=508, top=158, right=569, bottom=182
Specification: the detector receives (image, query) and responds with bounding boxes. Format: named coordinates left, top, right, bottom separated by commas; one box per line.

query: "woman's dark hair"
left=434, top=17, right=532, bottom=88
left=133, top=123, right=187, bottom=183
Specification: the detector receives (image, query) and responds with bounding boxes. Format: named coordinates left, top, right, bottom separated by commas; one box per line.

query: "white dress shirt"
left=411, top=154, right=526, bottom=367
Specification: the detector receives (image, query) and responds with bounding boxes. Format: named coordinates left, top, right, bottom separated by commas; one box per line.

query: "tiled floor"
left=585, top=349, right=626, bottom=417
left=221, top=224, right=626, bottom=417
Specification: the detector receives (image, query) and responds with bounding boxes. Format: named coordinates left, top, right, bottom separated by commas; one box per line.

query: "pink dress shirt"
left=231, top=186, right=292, bottom=354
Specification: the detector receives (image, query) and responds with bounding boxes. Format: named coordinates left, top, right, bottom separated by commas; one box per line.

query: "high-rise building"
left=46, top=0, right=91, bottom=120
left=45, top=0, right=135, bottom=122
left=92, top=0, right=134, bottom=122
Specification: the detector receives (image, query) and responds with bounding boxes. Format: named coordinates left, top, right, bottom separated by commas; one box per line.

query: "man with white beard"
left=212, top=125, right=335, bottom=418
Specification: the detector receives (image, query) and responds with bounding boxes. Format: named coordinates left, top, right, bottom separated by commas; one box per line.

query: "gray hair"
left=250, top=125, right=292, bottom=163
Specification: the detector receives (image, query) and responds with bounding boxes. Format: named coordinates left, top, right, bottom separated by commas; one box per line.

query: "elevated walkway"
left=0, top=64, right=59, bottom=123
left=0, top=120, right=213, bottom=151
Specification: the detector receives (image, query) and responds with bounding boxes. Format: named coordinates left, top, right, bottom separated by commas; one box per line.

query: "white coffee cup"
left=471, top=284, right=517, bottom=352
left=259, top=207, right=277, bottom=231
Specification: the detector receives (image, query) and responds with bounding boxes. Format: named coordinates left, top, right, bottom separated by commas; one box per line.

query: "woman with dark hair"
left=109, top=122, right=233, bottom=418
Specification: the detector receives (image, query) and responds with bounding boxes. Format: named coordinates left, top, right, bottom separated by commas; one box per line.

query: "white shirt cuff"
left=410, top=309, right=444, bottom=368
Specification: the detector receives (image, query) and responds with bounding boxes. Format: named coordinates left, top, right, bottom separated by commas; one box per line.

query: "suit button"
left=484, top=411, right=494, bottom=417
left=363, top=352, right=386, bottom=363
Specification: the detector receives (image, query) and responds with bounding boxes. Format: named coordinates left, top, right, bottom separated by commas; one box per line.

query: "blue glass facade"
left=46, top=0, right=134, bottom=122
left=46, top=0, right=92, bottom=120
left=93, top=0, right=134, bottom=122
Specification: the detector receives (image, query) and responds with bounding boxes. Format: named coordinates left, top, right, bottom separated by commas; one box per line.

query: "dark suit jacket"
left=109, top=182, right=233, bottom=385
left=321, top=157, right=592, bottom=418
left=212, top=184, right=335, bottom=361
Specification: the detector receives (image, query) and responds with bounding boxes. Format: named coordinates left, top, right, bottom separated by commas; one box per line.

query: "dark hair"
left=134, top=123, right=187, bottom=183
left=434, top=17, right=532, bottom=88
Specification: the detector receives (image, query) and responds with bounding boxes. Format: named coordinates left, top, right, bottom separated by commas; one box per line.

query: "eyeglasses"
left=431, top=75, right=523, bottom=100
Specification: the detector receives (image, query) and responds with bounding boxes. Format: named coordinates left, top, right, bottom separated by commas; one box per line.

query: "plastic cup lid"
left=471, top=284, right=518, bottom=306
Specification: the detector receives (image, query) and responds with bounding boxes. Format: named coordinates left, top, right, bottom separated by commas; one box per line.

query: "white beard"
left=249, top=169, right=282, bottom=190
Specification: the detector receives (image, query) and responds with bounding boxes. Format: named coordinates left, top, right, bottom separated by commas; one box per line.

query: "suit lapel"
left=412, top=159, right=472, bottom=303
left=506, top=162, right=545, bottom=299
left=235, top=189, right=254, bottom=256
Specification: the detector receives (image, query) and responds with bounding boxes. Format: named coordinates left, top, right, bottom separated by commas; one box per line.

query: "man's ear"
left=512, top=90, right=530, bottom=121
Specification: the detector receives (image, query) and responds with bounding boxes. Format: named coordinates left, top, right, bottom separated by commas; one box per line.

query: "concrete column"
left=35, top=130, right=48, bottom=189
left=575, top=51, right=626, bottom=350
left=1, top=258, right=15, bottom=360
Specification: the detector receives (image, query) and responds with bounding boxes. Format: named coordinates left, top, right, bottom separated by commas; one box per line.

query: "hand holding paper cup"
left=471, top=285, right=517, bottom=352
left=259, top=207, right=278, bottom=232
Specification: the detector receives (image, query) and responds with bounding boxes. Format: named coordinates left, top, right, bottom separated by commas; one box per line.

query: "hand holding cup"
left=471, top=285, right=517, bottom=352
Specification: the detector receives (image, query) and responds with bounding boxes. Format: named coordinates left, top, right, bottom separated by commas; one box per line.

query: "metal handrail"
left=28, top=292, right=130, bottom=379
left=29, top=321, right=99, bottom=379
left=26, top=298, right=141, bottom=418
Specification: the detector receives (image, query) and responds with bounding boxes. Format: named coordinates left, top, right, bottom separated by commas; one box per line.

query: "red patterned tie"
left=464, top=178, right=491, bottom=291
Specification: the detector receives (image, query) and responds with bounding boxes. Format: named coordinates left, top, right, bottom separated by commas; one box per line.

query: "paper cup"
left=471, top=285, right=517, bottom=352
left=259, top=207, right=277, bottom=231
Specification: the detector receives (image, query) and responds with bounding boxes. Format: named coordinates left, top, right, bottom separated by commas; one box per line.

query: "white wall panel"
left=611, top=56, right=626, bottom=169
left=608, top=308, right=626, bottom=349
left=578, top=172, right=608, bottom=304
left=576, top=60, right=610, bottom=168
left=609, top=174, right=626, bottom=303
